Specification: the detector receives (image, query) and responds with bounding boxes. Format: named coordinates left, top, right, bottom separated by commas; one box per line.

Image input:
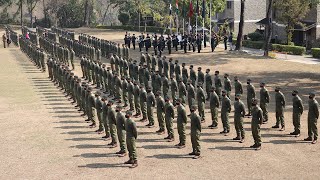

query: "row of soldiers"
left=19, top=35, right=46, bottom=72
left=81, top=49, right=320, bottom=147
left=39, top=36, right=76, bottom=69
left=78, top=33, right=130, bottom=59
left=125, top=32, right=217, bottom=55
left=47, top=56, right=204, bottom=161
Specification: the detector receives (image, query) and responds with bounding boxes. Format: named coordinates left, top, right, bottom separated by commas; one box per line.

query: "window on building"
left=227, top=1, right=232, bottom=9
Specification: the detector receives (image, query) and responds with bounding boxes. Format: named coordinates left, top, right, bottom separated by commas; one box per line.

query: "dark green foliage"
left=272, top=44, right=306, bottom=55
left=311, top=48, right=320, bottom=58
left=118, top=13, right=130, bottom=25
left=248, top=32, right=264, bottom=41
left=57, top=0, right=84, bottom=28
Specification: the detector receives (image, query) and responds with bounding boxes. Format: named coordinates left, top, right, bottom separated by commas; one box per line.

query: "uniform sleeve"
left=171, top=106, right=175, bottom=119
left=282, top=94, right=286, bottom=107
left=266, top=91, right=270, bottom=103
left=197, top=116, right=202, bottom=132
left=315, top=103, right=319, bottom=119
left=299, top=99, right=304, bottom=114
left=132, top=122, right=138, bottom=139
left=182, top=109, right=187, bottom=124
left=227, top=99, right=232, bottom=112
left=241, top=103, right=246, bottom=117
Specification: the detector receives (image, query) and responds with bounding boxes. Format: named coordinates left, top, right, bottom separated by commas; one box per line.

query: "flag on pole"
left=176, top=0, right=179, bottom=14
left=182, top=1, right=186, bottom=18
left=202, top=0, right=206, bottom=19
left=169, top=4, right=172, bottom=15
left=196, top=0, right=200, bottom=16
left=188, top=0, right=193, bottom=17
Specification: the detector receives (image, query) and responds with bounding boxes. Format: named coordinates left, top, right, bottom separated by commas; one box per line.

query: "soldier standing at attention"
left=304, top=93, right=319, bottom=144
left=156, top=91, right=166, bottom=134
left=127, top=78, right=135, bottom=111
left=189, top=105, right=202, bottom=159
left=272, top=87, right=286, bottom=131
left=101, top=96, right=110, bottom=139
left=139, top=84, right=148, bottom=122
left=131, top=34, right=136, bottom=50
left=205, top=69, right=213, bottom=100
left=290, top=90, right=303, bottom=136
left=190, top=65, right=197, bottom=86
left=162, top=75, right=170, bottom=98
left=174, top=60, right=181, bottom=81
left=196, top=83, right=206, bottom=122
left=178, top=79, right=187, bottom=105
left=163, top=57, right=169, bottom=78
left=233, top=94, right=246, bottom=143
left=250, top=99, right=263, bottom=150
left=220, top=90, right=231, bottom=134
left=169, top=58, right=175, bottom=78
left=164, top=96, right=175, bottom=142
left=122, top=77, right=129, bottom=107
left=171, top=74, right=178, bottom=103
left=246, top=79, right=255, bottom=117
left=146, top=87, right=156, bottom=127
left=107, top=100, right=118, bottom=148
left=176, top=99, right=187, bottom=148
left=209, top=87, right=220, bottom=129
left=214, top=71, right=222, bottom=100
left=182, top=63, right=188, bottom=85
left=95, top=92, right=104, bottom=134
left=133, top=81, right=141, bottom=117
left=224, top=73, right=232, bottom=98
left=197, top=67, right=204, bottom=85
left=116, top=105, right=127, bottom=157
left=234, top=76, right=243, bottom=96
left=260, top=82, right=270, bottom=124
left=187, top=80, right=196, bottom=115
left=124, top=111, right=138, bottom=168
left=88, top=87, right=97, bottom=128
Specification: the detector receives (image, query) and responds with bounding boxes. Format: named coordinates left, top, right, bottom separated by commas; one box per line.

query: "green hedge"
left=232, top=40, right=265, bottom=49
left=96, top=25, right=176, bottom=34
left=271, top=44, right=306, bottom=55
left=248, top=32, right=264, bottom=41
left=311, top=48, right=320, bottom=58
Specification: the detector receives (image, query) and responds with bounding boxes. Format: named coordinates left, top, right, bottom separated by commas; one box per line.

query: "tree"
left=235, top=0, right=245, bottom=50
left=118, top=13, right=130, bottom=25
left=274, top=0, right=319, bottom=44
left=26, top=0, right=40, bottom=28
left=57, top=0, right=84, bottom=28
left=264, top=0, right=273, bottom=57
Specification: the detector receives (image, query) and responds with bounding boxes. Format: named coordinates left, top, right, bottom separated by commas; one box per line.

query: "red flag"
left=188, top=0, right=193, bottom=17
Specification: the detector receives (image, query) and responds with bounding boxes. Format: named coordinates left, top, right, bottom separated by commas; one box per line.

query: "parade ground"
left=1, top=28, right=320, bottom=179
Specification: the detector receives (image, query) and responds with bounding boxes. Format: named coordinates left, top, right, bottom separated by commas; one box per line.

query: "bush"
left=311, top=48, right=320, bottom=58
left=248, top=32, right=264, bottom=41
left=118, top=13, right=130, bottom=25
left=232, top=39, right=265, bottom=49
left=96, top=25, right=175, bottom=34
left=272, top=44, right=306, bottom=55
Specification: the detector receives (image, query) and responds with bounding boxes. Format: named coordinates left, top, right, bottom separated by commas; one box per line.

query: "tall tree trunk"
left=83, top=0, right=89, bottom=26
left=30, top=11, right=33, bottom=28
left=20, top=0, right=23, bottom=27
left=235, top=0, right=245, bottom=50
left=264, top=0, right=273, bottom=56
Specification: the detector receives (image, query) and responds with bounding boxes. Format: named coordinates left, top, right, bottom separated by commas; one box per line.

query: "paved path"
left=217, top=44, right=320, bottom=65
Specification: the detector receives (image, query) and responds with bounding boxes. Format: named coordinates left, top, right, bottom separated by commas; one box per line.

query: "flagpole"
left=203, top=19, right=204, bottom=47
left=210, top=0, right=212, bottom=46
left=183, top=18, right=185, bottom=34
left=176, top=15, right=179, bottom=35
left=170, top=17, right=172, bottom=34
left=189, top=17, right=191, bottom=34
left=196, top=14, right=198, bottom=34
